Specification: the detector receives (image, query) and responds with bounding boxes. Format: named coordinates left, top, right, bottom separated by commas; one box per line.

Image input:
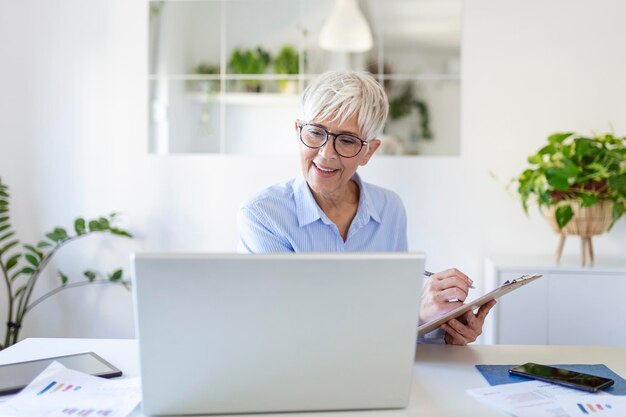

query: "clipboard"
left=417, top=273, right=543, bottom=336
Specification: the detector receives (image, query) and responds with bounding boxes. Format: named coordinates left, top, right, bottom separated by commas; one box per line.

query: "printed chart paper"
left=556, top=394, right=626, bottom=416
left=467, top=380, right=609, bottom=417
left=0, top=361, right=140, bottom=417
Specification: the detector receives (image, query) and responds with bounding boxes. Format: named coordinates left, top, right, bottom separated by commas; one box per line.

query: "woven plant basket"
left=542, top=200, right=614, bottom=237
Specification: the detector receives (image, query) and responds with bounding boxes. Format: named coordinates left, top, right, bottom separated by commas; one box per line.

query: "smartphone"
left=509, top=363, right=614, bottom=392
left=0, top=352, right=122, bottom=395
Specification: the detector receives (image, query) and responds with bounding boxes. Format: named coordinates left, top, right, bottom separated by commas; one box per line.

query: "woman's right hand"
left=419, top=268, right=473, bottom=324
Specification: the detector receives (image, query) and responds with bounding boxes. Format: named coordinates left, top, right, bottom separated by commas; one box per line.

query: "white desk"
left=1, top=338, right=625, bottom=417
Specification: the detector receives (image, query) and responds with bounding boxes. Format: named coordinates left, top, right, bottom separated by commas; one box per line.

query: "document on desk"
left=467, top=380, right=609, bottom=417
left=556, top=394, right=626, bottom=416
left=0, top=361, right=141, bottom=417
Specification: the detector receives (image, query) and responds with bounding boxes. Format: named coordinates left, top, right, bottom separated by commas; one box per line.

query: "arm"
left=237, top=206, right=293, bottom=253
left=420, top=268, right=494, bottom=345
left=420, top=268, right=473, bottom=323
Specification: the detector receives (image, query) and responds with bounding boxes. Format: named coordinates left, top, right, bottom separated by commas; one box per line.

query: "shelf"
left=186, top=92, right=299, bottom=105
left=149, top=73, right=460, bottom=82
left=221, top=93, right=299, bottom=105
left=148, top=0, right=462, bottom=156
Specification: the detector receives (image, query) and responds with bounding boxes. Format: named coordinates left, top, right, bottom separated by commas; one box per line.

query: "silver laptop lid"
left=132, top=253, right=424, bottom=415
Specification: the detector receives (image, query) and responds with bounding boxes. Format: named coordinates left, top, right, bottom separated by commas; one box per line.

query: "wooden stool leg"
left=587, top=237, right=594, bottom=266
left=555, top=234, right=566, bottom=264
left=580, top=236, right=586, bottom=267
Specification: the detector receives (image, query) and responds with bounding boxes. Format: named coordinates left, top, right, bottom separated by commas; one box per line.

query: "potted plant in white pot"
left=228, top=47, right=271, bottom=93
left=273, top=45, right=299, bottom=94
left=513, top=131, right=626, bottom=265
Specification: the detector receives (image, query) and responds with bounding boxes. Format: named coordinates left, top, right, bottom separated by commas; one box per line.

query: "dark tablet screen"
left=0, top=352, right=122, bottom=395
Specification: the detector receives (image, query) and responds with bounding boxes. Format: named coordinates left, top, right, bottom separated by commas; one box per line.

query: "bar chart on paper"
left=38, top=381, right=83, bottom=395
left=577, top=402, right=613, bottom=413
left=62, top=407, right=114, bottom=416
left=559, top=395, right=626, bottom=417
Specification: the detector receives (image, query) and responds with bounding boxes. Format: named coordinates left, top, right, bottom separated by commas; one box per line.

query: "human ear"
left=359, top=139, right=381, bottom=166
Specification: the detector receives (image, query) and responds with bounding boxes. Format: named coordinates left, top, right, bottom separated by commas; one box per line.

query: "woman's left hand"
left=440, top=300, right=497, bottom=345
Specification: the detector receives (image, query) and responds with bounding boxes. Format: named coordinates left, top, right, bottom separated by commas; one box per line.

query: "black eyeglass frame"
left=297, top=121, right=368, bottom=158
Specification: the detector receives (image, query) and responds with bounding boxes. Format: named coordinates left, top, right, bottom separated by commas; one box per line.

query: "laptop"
left=132, top=252, right=424, bottom=416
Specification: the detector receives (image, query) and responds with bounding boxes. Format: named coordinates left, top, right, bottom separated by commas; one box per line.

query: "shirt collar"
left=293, top=173, right=381, bottom=228
left=352, top=173, right=382, bottom=225
left=293, top=175, right=324, bottom=227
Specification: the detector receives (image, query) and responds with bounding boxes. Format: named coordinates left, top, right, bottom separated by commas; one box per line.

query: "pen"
left=424, top=270, right=475, bottom=289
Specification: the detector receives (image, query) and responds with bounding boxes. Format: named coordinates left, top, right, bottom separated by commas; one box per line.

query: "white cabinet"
left=484, top=255, right=626, bottom=348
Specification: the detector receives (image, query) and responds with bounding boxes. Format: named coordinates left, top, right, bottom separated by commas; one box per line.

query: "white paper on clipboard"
left=417, top=273, right=543, bottom=336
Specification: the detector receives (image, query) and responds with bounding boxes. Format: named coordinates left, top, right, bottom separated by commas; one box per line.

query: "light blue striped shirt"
left=237, top=174, right=407, bottom=252
left=237, top=173, right=445, bottom=344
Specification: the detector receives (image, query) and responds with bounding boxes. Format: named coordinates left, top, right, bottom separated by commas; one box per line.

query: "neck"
left=311, top=179, right=360, bottom=213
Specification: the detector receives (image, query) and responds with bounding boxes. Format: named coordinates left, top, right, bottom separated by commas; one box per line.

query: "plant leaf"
left=59, top=270, right=68, bottom=285
left=23, top=244, right=44, bottom=260
left=20, top=267, right=36, bottom=275
left=10, top=270, right=23, bottom=281
left=538, top=144, right=555, bottom=156
left=53, top=227, right=68, bottom=239
left=0, top=231, right=15, bottom=243
left=46, top=232, right=64, bottom=243
left=0, top=224, right=10, bottom=234
left=98, top=217, right=110, bottom=230
left=545, top=170, right=570, bottom=191
left=608, top=174, right=626, bottom=198
left=548, top=132, right=574, bottom=144
left=14, top=286, right=26, bottom=298
left=6, top=253, right=21, bottom=270
left=84, top=270, right=97, bottom=282
left=88, top=220, right=101, bottom=232
left=37, top=240, right=52, bottom=248
left=561, top=159, right=580, bottom=178
left=612, top=202, right=624, bottom=223
left=109, top=269, right=123, bottom=282
left=555, top=204, right=574, bottom=229
left=0, top=216, right=9, bottom=224
left=25, top=254, right=39, bottom=267
left=74, top=218, right=86, bottom=235
left=579, top=193, right=599, bottom=207
left=0, top=240, right=19, bottom=255
left=110, top=228, right=133, bottom=238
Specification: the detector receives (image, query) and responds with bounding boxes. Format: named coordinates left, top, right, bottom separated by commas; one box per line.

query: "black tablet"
left=0, top=351, right=122, bottom=395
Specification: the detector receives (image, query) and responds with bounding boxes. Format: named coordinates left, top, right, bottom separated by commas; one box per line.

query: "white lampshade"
left=319, top=0, right=373, bottom=53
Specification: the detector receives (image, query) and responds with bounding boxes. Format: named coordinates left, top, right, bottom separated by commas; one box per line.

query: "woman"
left=238, top=70, right=494, bottom=345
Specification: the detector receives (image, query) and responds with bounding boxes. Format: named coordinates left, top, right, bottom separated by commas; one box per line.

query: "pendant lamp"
left=319, top=0, right=373, bottom=52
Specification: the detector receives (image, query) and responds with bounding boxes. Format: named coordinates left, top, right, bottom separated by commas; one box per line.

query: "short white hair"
left=299, top=71, right=389, bottom=141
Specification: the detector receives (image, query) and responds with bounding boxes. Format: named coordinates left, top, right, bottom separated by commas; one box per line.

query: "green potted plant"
left=513, top=131, right=626, bottom=264
left=0, top=177, right=133, bottom=348
left=228, top=47, right=271, bottom=92
left=388, top=83, right=432, bottom=140
left=273, top=45, right=299, bottom=94
left=191, top=62, right=219, bottom=94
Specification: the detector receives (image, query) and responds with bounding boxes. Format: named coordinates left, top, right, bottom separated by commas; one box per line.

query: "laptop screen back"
left=132, top=253, right=424, bottom=415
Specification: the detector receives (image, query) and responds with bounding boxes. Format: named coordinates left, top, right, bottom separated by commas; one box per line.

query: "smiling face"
left=297, top=114, right=380, bottom=203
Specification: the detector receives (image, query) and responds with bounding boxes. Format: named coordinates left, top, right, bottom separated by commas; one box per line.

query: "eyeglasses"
left=297, top=122, right=368, bottom=158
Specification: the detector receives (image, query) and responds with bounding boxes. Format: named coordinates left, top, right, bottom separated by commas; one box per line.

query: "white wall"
left=0, top=0, right=625, bottom=342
